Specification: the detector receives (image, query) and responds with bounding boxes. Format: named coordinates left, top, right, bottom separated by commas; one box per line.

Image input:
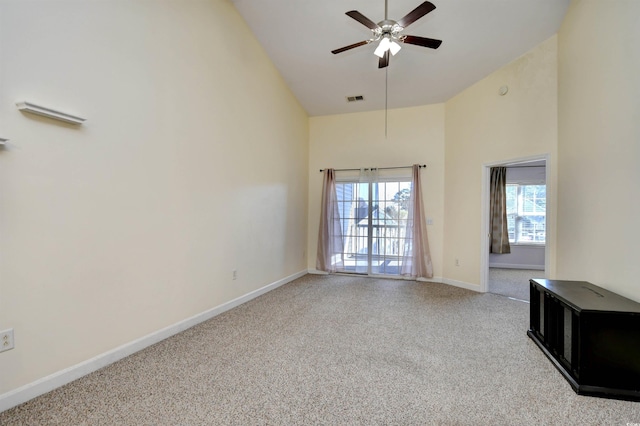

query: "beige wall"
left=0, top=0, right=308, bottom=395
left=308, top=105, right=446, bottom=279
left=557, top=0, right=640, bottom=301
left=443, top=36, right=559, bottom=289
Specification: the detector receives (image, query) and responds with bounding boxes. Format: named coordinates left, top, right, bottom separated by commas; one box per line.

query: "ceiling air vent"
left=346, top=95, right=365, bottom=103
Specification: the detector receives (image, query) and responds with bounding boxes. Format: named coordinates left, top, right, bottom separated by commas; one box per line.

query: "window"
left=334, top=178, right=412, bottom=275
left=506, top=184, right=546, bottom=244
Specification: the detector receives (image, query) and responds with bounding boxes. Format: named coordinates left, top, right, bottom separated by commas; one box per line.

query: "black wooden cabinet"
left=528, top=279, right=640, bottom=401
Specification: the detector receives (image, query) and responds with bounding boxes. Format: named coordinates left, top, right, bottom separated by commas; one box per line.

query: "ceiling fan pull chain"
left=385, top=66, right=388, bottom=138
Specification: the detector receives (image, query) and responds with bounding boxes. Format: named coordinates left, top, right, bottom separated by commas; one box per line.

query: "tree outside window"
left=506, top=184, right=546, bottom=244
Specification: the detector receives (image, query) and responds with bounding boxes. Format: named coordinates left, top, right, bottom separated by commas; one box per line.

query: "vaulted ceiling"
left=231, top=0, right=570, bottom=116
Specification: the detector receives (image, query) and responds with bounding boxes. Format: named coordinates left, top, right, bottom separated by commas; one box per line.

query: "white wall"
left=0, top=0, right=308, bottom=397
left=444, top=36, right=559, bottom=289
left=308, top=105, right=445, bottom=279
left=557, top=0, right=640, bottom=301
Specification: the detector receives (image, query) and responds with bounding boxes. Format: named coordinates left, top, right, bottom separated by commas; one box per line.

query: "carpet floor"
left=1, top=274, right=638, bottom=425
left=488, top=268, right=544, bottom=302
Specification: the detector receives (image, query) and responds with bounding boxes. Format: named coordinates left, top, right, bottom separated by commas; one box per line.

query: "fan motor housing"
left=375, top=19, right=403, bottom=40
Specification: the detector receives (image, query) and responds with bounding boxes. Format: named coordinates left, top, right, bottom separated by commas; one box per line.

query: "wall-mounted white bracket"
left=16, top=101, right=86, bottom=125
left=0, top=137, right=8, bottom=146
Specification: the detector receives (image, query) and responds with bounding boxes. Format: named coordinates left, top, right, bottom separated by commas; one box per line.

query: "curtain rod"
left=319, top=164, right=426, bottom=172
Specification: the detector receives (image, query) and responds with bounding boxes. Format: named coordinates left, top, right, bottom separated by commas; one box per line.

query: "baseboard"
left=309, top=269, right=479, bottom=294
left=418, top=276, right=443, bottom=283
left=309, top=269, right=444, bottom=284
left=441, top=278, right=482, bottom=292
left=0, top=269, right=307, bottom=414
left=490, top=263, right=544, bottom=270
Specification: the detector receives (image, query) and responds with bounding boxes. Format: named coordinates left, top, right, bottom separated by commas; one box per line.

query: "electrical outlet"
left=0, top=329, right=14, bottom=353
left=455, top=258, right=460, bottom=267
left=232, top=270, right=237, bottom=280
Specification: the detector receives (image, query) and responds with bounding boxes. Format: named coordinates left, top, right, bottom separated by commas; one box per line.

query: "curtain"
left=400, top=164, right=434, bottom=279
left=316, top=169, right=344, bottom=272
left=490, top=167, right=511, bottom=254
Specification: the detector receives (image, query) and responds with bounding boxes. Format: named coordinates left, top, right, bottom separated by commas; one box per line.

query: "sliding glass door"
left=334, top=178, right=412, bottom=276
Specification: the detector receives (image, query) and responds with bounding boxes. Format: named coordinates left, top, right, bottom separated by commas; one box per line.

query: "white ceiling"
left=231, top=0, right=570, bottom=117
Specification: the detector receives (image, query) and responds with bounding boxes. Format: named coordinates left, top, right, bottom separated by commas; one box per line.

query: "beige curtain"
left=490, top=167, right=511, bottom=254
left=316, top=169, right=344, bottom=272
left=400, top=164, right=433, bottom=279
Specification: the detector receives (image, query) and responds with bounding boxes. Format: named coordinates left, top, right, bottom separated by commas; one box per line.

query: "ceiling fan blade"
left=396, top=1, right=436, bottom=29
left=378, top=50, right=390, bottom=68
left=331, top=40, right=371, bottom=55
left=346, top=10, right=379, bottom=30
left=402, top=35, right=442, bottom=49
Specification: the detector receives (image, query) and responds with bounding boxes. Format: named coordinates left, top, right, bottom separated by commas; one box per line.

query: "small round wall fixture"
left=499, top=85, right=509, bottom=96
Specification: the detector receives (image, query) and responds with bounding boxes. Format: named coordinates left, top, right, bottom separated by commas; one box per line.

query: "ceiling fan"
left=331, top=0, right=442, bottom=68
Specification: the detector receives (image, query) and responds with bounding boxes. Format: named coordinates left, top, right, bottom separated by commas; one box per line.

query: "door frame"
left=480, top=154, right=551, bottom=293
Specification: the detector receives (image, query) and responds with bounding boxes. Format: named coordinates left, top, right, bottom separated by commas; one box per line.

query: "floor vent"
left=346, top=95, right=365, bottom=102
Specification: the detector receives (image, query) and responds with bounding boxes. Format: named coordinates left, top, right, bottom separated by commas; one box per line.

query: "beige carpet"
left=1, top=274, right=639, bottom=425
left=488, top=267, right=544, bottom=301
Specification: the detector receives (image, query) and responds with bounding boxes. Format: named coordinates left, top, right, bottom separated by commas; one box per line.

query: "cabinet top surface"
left=531, top=279, right=640, bottom=313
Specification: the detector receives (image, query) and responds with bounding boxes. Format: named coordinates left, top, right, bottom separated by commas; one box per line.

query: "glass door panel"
left=335, top=179, right=411, bottom=277
left=335, top=182, right=369, bottom=274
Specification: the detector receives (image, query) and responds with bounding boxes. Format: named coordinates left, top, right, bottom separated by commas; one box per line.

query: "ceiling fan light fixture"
left=374, top=37, right=391, bottom=57
left=389, top=40, right=401, bottom=56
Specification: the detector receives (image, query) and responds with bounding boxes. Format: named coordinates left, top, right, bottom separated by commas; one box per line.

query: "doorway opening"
left=334, top=176, right=412, bottom=277
left=481, top=155, right=549, bottom=301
